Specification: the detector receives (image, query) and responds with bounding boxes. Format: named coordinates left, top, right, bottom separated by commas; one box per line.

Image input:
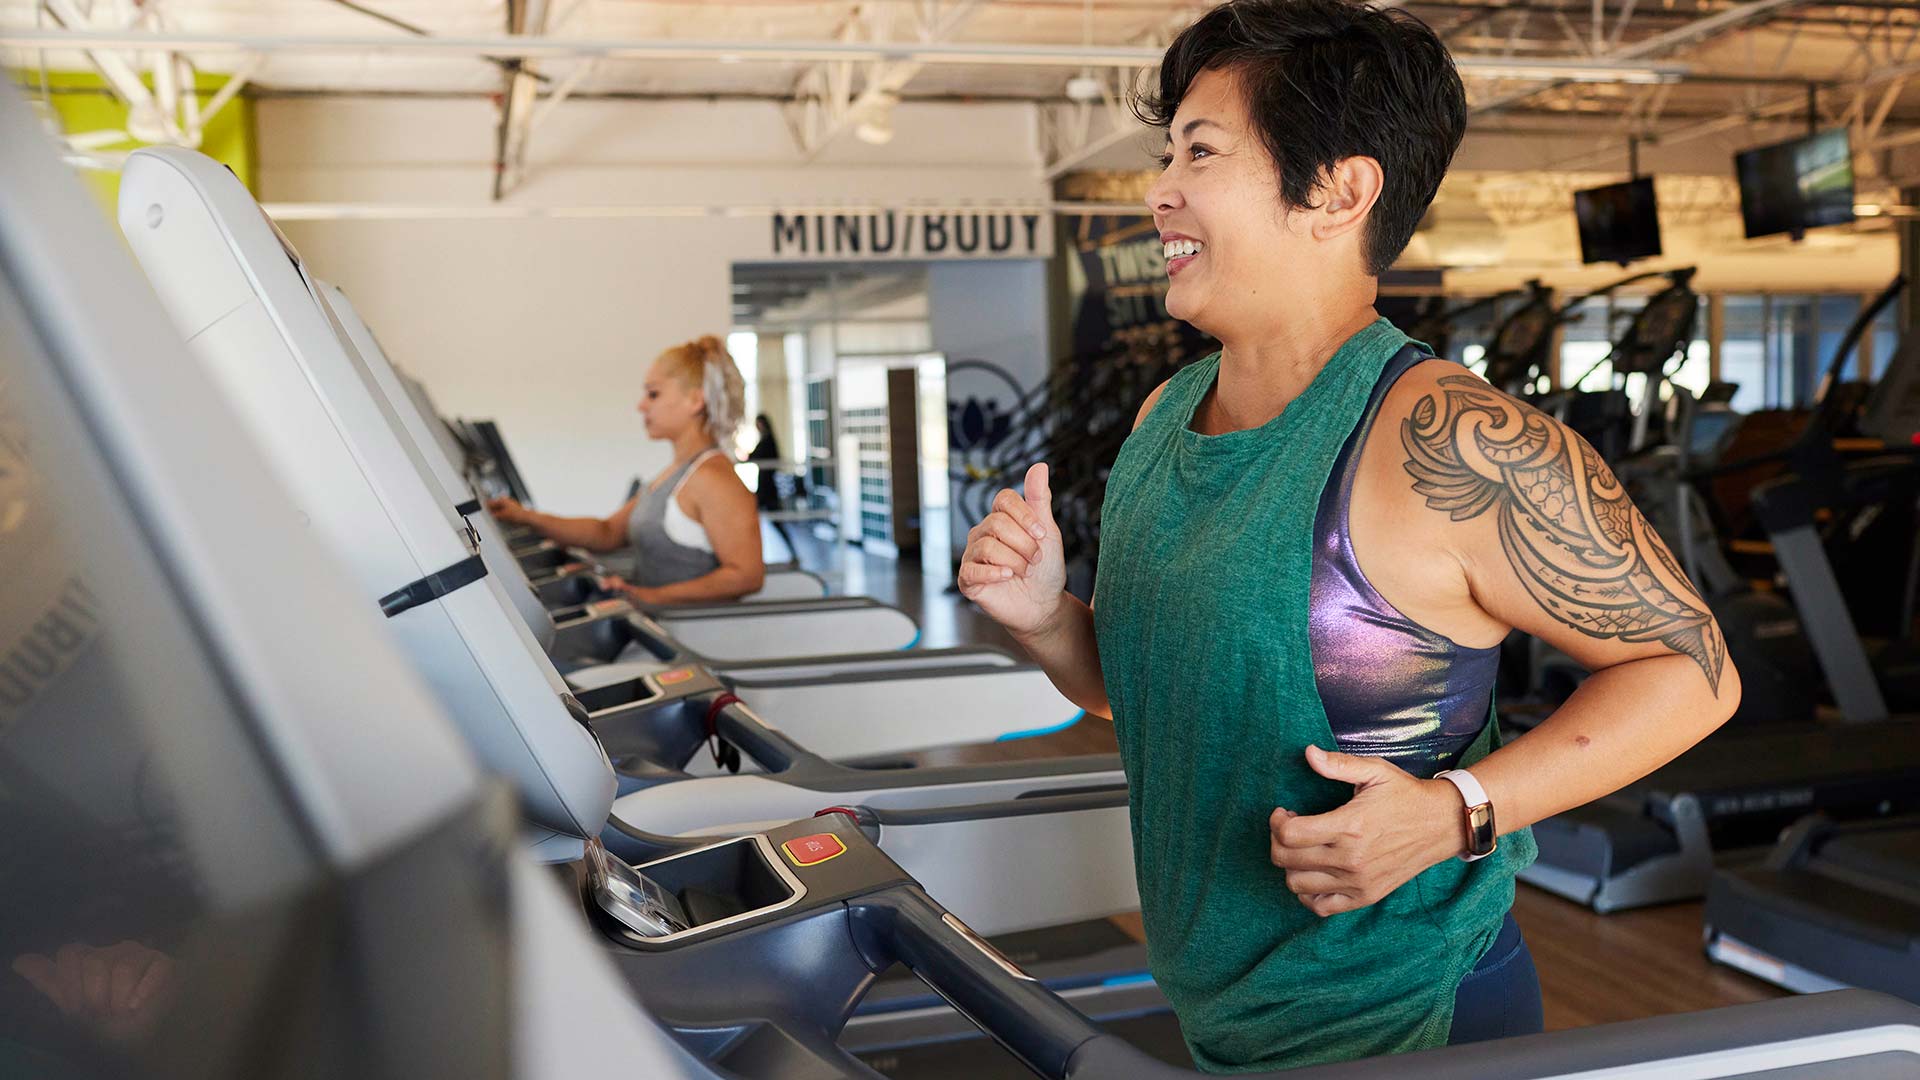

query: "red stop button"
left=781, top=833, right=847, bottom=867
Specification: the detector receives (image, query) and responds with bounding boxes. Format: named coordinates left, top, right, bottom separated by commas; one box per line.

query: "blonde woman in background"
left=489, top=335, right=766, bottom=604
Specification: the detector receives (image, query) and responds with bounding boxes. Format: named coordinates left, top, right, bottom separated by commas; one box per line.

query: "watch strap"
left=1435, top=768, right=1497, bottom=862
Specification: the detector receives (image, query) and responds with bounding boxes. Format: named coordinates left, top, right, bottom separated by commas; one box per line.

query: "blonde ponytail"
left=659, top=335, right=747, bottom=447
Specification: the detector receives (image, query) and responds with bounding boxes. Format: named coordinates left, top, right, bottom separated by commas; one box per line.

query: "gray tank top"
left=626, top=449, right=723, bottom=588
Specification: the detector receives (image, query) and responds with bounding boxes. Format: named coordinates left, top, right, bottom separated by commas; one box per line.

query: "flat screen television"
left=1574, top=176, right=1663, bottom=265
left=1735, top=128, right=1856, bottom=240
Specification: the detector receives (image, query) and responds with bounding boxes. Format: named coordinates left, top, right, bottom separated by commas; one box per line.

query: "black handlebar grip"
left=848, top=887, right=1104, bottom=1079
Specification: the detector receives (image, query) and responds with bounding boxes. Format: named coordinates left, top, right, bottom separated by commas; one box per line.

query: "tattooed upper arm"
left=1398, top=373, right=1728, bottom=696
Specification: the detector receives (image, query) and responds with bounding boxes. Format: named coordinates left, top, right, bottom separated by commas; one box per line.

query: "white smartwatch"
left=1434, top=768, right=1498, bottom=862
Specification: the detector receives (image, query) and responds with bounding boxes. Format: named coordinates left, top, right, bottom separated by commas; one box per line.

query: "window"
left=1814, top=295, right=1862, bottom=393
left=1767, top=296, right=1819, bottom=406
left=1721, top=295, right=1768, bottom=411
left=1556, top=293, right=1708, bottom=410
left=728, top=329, right=760, bottom=455
left=1558, top=296, right=1618, bottom=391
left=1462, top=342, right=1487, bottom=376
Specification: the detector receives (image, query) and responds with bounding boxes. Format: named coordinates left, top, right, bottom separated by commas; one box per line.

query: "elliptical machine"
left=1626, top=277, right=1919, bottom=725
left=1507, top=269, right=1710, bottom=712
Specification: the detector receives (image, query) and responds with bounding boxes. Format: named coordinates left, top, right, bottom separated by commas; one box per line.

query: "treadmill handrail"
left=849, top=885, right=1920, bottom=1079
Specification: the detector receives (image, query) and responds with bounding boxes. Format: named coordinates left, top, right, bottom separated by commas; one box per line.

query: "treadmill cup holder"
left=591, top=835, right=806, bottom=948
left=515, top=543, right=571, bottom=574
left=533, top=568, right=598, bottom=607
left=549, top=604, right=669, bottom=666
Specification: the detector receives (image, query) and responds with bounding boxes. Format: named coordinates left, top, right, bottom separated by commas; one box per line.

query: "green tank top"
left=1093, top=318, right=1536, bottom=1072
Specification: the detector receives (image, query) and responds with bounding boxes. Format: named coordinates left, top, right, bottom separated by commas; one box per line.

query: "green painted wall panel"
left=6, top=69, right=256, bottom=214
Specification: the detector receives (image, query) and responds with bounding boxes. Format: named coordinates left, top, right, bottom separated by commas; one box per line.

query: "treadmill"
left=314, top=275, right=1092, bottom=761
left=310, top=243, right=1154, bottom=1025
left=353, top=331, right=921, bottom=658
left=11, top=82, right=1920, bottom=1080
left=438, top=392, right=832, bottom=604
left=1521, top=306, right=1920, bottom=914
left=1701, top=375, right=1920, bottom=1000
left=319, top=284, right=933, bottom=657
left=115, top=140, right=1139, bottom=939
left=1706, top=814, right=1920, bottom=1001
left=473, top=417, right=537, bottom=505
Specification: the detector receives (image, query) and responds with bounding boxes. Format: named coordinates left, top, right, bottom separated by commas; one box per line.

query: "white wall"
left=260, top=96, right=1049, bottom=513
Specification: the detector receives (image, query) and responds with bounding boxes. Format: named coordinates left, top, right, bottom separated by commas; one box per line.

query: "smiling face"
left=1145, top=67, right=1307, bottom=337
left=637, top=356, right=706, bottom=441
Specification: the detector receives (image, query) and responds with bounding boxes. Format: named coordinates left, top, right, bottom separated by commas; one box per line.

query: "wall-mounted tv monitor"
left=1735, top=128, right=1856, bottom=240
left=1574, top=176, right=1663, bottom=265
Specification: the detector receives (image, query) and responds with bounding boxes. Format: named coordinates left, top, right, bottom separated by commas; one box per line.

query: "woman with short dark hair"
left=960, top=0, right=1740, bottom=1070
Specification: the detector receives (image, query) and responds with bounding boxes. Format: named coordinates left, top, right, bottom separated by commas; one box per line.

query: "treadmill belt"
left=1640, top=721, right=1920, bottom=797
left=1823, top=830, right=1920, bottom=890
left=1706, top=818, right=1920, bottom=1000
left=927, top=919, right=1133, bottom=968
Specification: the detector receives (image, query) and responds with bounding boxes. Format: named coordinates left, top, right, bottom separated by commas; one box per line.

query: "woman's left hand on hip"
left=1268, top=745, right=1467, bottom=917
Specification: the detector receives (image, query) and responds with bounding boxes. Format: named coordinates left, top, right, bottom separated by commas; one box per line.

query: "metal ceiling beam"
left=256, top=199, right=1140, bottom=221
left=0, top=28, right=1173, bottom=64
left=1038, top=65, right=1153, bottom=179
left=493, top=0, right=553, bottom=200
left=0, top=28, right=1686, bottom=78
left=1473, top=0, right=1815, bottom=115
left=31, top=0, right=261, bottom=152
left=785, top=1, right=989, bottom=158
left=1530, top=49, right=1920, bottom=172
left=320, top=0, right=551, bottom=85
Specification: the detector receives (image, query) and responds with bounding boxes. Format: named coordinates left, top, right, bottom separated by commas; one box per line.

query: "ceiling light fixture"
left=854, top=91, right=899, bottom=145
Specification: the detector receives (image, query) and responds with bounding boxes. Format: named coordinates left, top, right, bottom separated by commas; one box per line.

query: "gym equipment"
left=444, top=412, right=786, bottom=595
left=1476, top=280, right=1560, bottom=396
left=1705, top=814, right=1920, bottom=1002
left=128, top=158, right=926, bottom=675
left=1515, top=279, right=1920, bottom=912
left=1537, top=268, right=1701, bottom=458
left=472, top=417, right=537, bottom=505
left=117, top=142, right=1135, bottom=937
left=1627, top=277, right=1915, bottom=725
left=1520, top=722, right=1920, bottom=912
left=1698, top=368, right=1920, bottom=995
left=320, top=288, right=833, bottom=609
left=12, top=84, right=1920, bottom=1080
left=1522, top=458, right=1920, bottom=911
left=311, top=278, right=1089, bottom=757
left=1403, top=282, right=1543, bottom=369
left=0, top=90, right=706, bottom=1078
left=950, top=338, right=1195, bottom=596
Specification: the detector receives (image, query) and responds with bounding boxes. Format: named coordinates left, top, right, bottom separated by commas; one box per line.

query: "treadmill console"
left=588, top=840, right=693, bottom=938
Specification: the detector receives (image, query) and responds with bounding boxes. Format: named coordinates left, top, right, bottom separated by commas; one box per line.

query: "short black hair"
left=1134, top=0, right=1466, bottom=276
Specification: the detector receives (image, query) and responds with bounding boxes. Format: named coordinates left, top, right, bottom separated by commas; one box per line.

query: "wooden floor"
left=790, top=531, right=1789, bottom=1050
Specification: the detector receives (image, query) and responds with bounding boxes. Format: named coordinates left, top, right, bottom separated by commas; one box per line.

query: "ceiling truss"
left=15, top=0, right=1920, bottom=190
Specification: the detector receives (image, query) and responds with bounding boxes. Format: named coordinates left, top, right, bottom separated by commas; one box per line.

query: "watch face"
left=1466, top=804, right=1497, bottom=856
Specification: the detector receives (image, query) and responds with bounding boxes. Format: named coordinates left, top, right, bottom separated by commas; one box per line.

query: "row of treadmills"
left=3, top=83, right=1917, bottom=1077
left=1509, top=342, right=1920, bottom=1007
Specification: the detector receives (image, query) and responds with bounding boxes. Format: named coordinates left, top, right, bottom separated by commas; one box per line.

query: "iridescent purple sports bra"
left=1310, top=347, right=1499, bottom=778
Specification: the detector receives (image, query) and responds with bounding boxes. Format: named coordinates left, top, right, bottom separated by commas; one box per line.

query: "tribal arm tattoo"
left=1400, top=374, right=1726, bottom=696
